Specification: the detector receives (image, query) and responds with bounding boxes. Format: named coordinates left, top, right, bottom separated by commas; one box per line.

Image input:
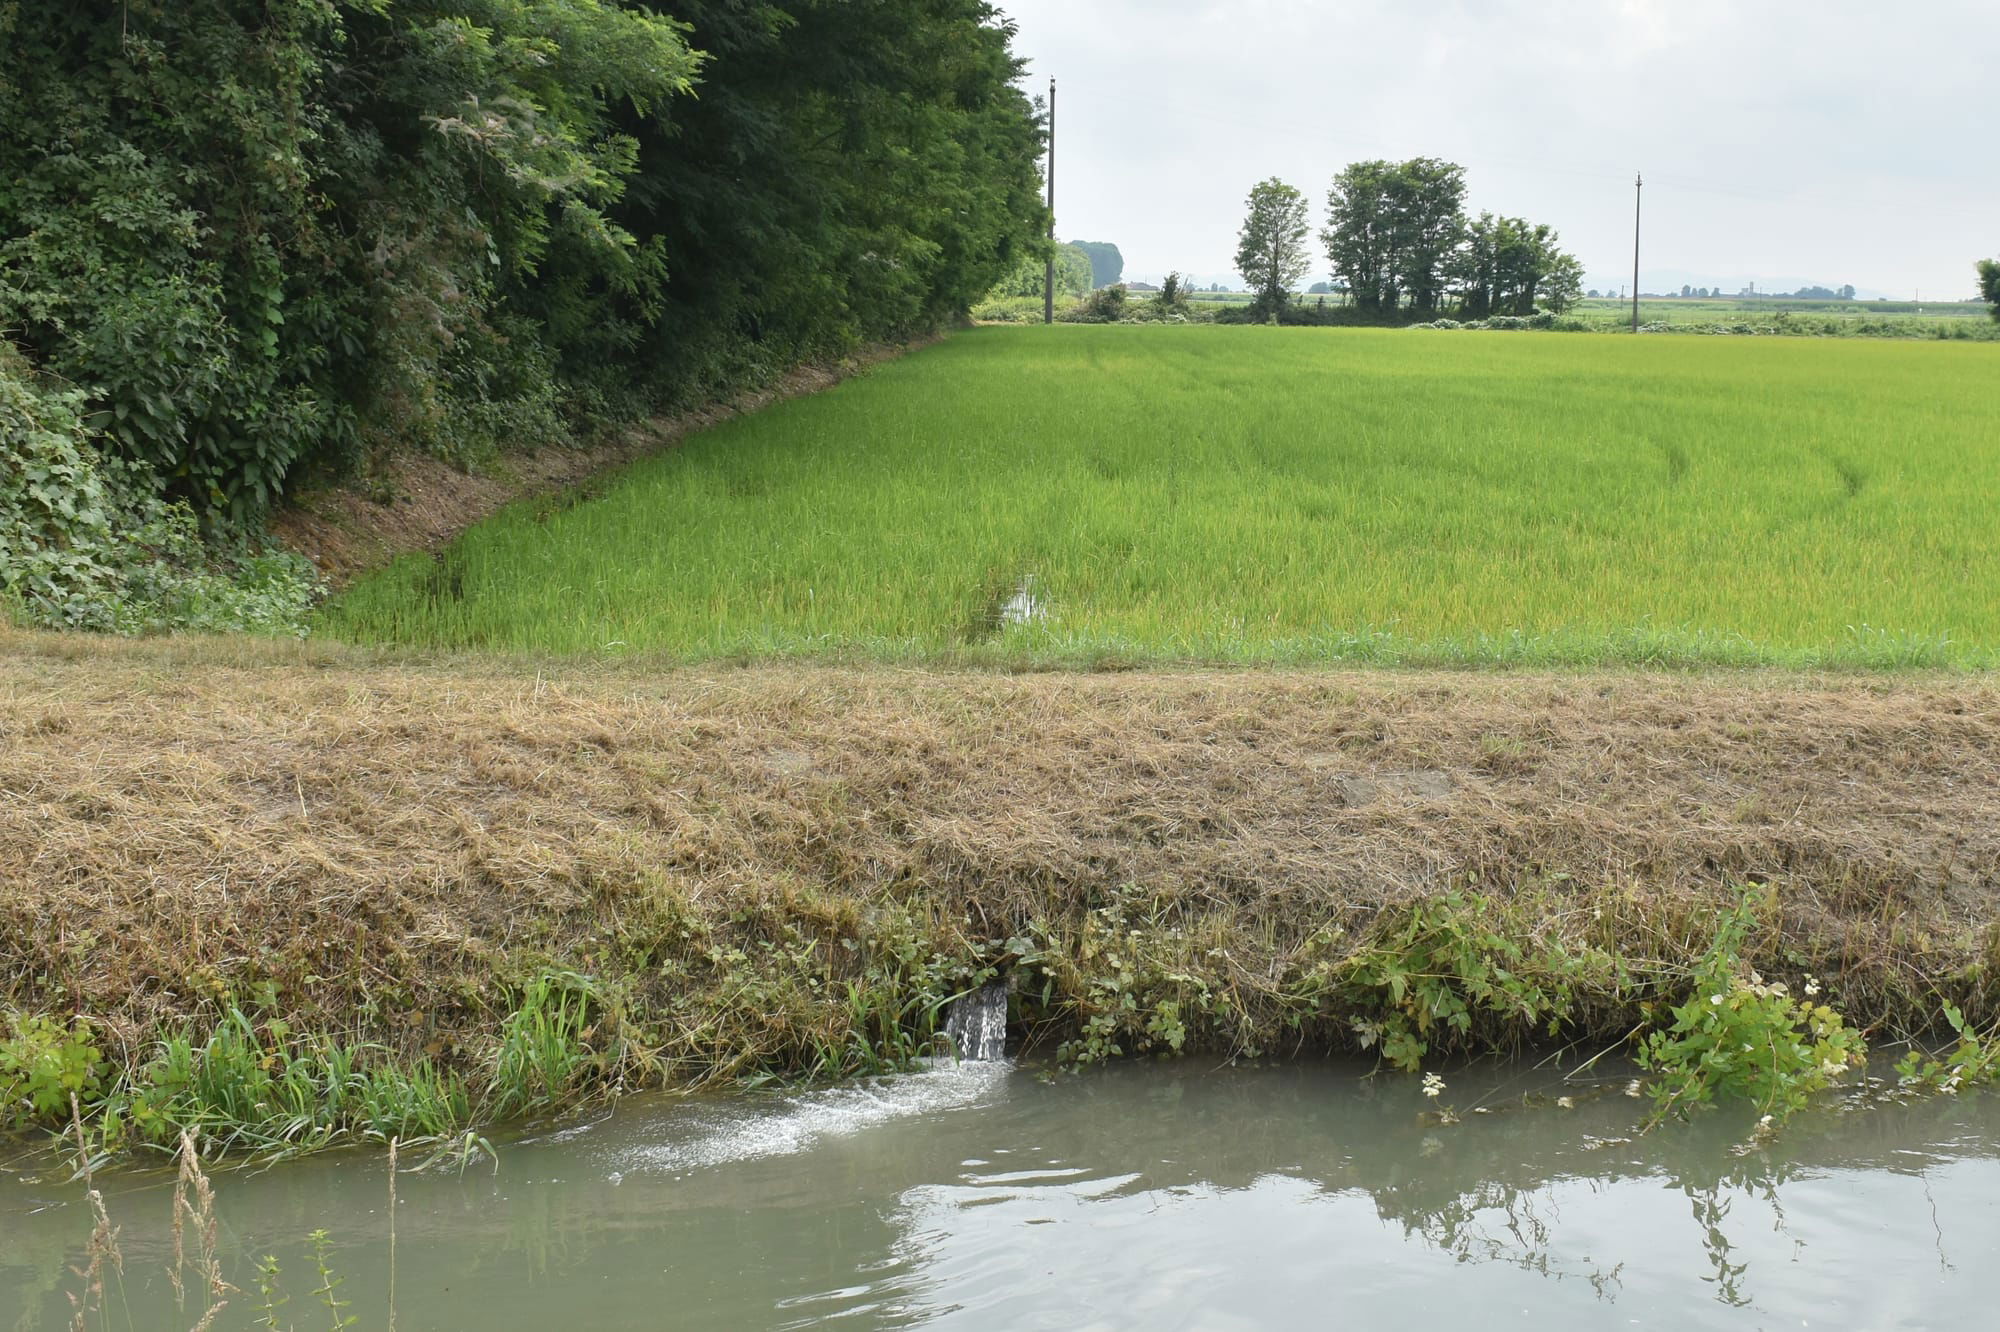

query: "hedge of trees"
left=1233, top=159, right=1582, bottom=321
left=0, top=1, right=1047, bottom=527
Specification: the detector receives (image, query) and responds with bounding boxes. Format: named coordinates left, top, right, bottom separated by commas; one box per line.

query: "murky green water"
left=6, top=1058, right=1997, bottom=1329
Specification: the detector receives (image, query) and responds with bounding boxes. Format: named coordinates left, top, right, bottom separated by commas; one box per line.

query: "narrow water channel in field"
left=6, top=1057, right=1997, bottom=1329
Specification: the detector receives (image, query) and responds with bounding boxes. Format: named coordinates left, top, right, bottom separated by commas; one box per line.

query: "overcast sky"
left=993, top=0, right=1994, bottom=298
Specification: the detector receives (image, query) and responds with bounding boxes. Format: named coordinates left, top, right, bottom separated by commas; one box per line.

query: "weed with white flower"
left=1635, top=891, right=1865, bottom=1126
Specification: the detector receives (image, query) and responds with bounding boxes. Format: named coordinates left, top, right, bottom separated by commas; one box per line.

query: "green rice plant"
left=325, top=326, right=2000, bottom=669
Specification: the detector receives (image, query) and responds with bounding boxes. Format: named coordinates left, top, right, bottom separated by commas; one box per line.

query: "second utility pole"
left=1044, top=77, right=1056, bottom=325
left=1630, top=172, right=1642, bottom=334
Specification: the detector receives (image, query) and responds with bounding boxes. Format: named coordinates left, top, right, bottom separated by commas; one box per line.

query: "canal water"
left=4, top=1057, right=1995, bottom=1328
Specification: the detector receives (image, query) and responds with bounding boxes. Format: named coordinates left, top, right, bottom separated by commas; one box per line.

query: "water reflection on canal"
left=4, top=1057, right=1993, bottom=1328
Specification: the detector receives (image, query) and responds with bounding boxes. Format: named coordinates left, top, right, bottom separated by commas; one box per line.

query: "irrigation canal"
left=5, top=1056, right=1997, bottom=1327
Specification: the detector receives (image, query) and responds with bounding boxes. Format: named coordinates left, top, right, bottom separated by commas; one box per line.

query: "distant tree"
left=1977, top=259, right=2000, bottom=321
left=1307, top=280, right=1331, bottom=294
left=1838, top=284, right=1856, bottom=300
left=1449, top=214, right=1577, bottom=315
left=989, top=242, right=1092, bottom=301
left=1324, top=158, right=1467, bottom=315
left=1070, top=240, right=1125, bottom=289
left=1324, top=160, right=1402, bottom=312
left=1235, top=177, right=1311, bottom=317
left=1389, top=158, right=1467, bottom=315
left=1539, top=250, right=1584, bottom=314
left=1453, top=212, right=1505, bottom=318
left=1587, top=288, right=1601, bottom=299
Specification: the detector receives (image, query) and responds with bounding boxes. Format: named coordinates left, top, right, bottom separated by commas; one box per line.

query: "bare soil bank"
left=4, top=630, right=1997, bottom=1087
left=272, top=337, right=932, bottom=588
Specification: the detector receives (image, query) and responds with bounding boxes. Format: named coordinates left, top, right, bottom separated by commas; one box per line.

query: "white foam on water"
left=613, top=1058, right=1013, bottom=1175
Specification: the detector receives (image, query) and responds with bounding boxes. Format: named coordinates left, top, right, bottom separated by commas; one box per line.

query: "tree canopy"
left=0, top=0, right=1047, bottom=521
left=1234, top=178, right=1312, bottom=317
left=991, top=243, right=1094, bottom=300
left=1325, top=160, right=1580, bottom=316
left=1979, top=259, right=2000, bottom=322
left=1455, top=214, right=1583, bottom=317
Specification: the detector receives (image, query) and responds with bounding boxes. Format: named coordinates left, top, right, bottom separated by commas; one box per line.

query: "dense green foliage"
left=988, top=241, right=1094, bottom=301
left=327, top=326, right=2000, bottom=667
left=1233, top=178, right=1312, bottom=317
left=0, top=348, right=320, bottom=632
left=0, top=0, right=1045, bottom=613
left=611, top=0, right=1045, bottom=402
left=1979, top=258, right=2000, bottom=321
left=1325, top=159, right=1580, bottom=316
left=1454, top=213, right=1583, bottom=316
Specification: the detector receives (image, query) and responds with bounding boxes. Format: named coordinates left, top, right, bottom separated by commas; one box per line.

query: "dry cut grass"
left=4, top=626, right=1999, bottom=1079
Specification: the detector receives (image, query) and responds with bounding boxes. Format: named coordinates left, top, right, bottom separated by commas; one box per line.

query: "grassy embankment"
left=4, top=630, right=2000, bottom=1159
left=327, top=326, right=2000, bottom=667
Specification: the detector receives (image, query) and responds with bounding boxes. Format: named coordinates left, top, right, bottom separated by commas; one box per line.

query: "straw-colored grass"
left=4, top=629, right=1998, bottom=1117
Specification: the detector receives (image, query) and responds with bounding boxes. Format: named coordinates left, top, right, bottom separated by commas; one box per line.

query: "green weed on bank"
left=8, top=882, right=1999, bottom=1167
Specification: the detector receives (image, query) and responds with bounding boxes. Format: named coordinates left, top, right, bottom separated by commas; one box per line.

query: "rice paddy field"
left=324, top=325, right=2000, bottom=668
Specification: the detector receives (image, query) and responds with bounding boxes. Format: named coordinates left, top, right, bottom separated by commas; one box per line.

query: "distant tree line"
left=0, top=2, right=1046, bottom=524
left=1592, top=285, right=1877, bottom=301
left=1071, top=241, right=1125, bottom=289
left=1233, top=160, right=1582, bottom=320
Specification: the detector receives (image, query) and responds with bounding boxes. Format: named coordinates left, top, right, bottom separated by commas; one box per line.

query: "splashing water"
left=943, top=982, right=1009, bottom=1061
left=610, top=1059, right=1011, bottom=1175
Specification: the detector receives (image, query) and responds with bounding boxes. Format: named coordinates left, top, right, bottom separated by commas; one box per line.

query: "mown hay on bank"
left=3, top=629, right=1998, bottom=1081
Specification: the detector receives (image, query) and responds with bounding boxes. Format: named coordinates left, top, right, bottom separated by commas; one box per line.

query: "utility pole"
left=1631, top=172, right=1643, bottom=335
left=1043, top=77, right=1056, bottom=326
